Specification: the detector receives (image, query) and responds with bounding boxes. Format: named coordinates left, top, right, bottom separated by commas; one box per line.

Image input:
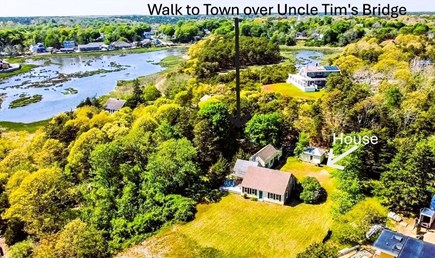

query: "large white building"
left=287, top=65, right=340, bottom=92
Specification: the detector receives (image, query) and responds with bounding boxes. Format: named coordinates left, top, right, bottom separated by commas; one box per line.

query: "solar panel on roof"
left=324, top=66, right=339, bottom=71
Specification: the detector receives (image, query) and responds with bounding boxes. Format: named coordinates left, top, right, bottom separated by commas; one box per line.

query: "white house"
left=300, top=147, right=325, bottom=165
left=287, top=65, right=340, bottom=92
left=29, top=43, right=46, bottom=53
left=241, top=166, right=294, bottom=205
left=249, top=144, right=282, bottom=168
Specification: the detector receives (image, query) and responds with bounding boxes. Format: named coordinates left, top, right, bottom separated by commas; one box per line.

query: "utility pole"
left=234, top=17, right=241, bottom=127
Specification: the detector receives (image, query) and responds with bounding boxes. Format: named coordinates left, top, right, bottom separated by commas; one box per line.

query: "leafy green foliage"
left=186, top=36, right=281, bottom=78
left=4, top=168, right=77, bottom=238
left=245, top=112, right=282, bottom=147
left=300, top=177, right=326, bottom=204
left=54, top=219, right=108, bottom=258
left=296, top=242, right=338, bottom=258
left=8, top=239, right=35, bottom=258
left=332, top=198, right=387, bottom=245
left=146, top=138, right=200, bottom=195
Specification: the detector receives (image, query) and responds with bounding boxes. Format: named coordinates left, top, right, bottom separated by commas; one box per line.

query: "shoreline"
left=0, top=45, right=332, bottom=132
left=0, top=52, right=187, bottom=131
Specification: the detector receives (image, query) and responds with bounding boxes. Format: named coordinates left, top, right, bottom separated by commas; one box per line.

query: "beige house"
left=241, top=166, right=294, bottom=205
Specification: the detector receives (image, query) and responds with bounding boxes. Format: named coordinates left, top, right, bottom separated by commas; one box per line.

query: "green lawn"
left=263, top=83, right=325, bottom=101
left=0, top=119, right=50, bottom=133
left=0, top=64, right=38, bottom=80
left=121, top=158, right=336, bottom=258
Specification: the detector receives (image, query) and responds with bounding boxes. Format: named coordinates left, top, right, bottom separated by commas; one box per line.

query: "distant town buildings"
left=111, top=41, right=132, bottom=50
left=287, top=65, right=340, bottom=92
left=29, top=43, right=46, bottom=53
left=143, top=31, right=154, bottom=39
left=60, top=41, right=76, bottom=53
left=77, top=42, right=105, bottom=52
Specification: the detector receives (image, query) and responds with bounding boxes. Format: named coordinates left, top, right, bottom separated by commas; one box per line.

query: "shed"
left=249, top=144, right=282, bottom=168
left=419, top=208, right=435, bottom=228
left=300, top=147, right=325, bottom=165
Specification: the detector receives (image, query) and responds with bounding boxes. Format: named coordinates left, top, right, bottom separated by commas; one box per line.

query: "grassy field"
left=119, top=158, right=336, bottom=258
left=0, top=119, right=50, bottom=133
left=263, top=83, right=325, bottom=101
left=0, top=64, right=38, bottom=80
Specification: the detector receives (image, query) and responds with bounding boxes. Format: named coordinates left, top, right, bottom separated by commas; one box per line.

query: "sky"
left=0, top=0, right=433, bottom=17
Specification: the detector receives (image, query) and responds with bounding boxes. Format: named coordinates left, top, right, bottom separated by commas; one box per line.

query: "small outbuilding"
left=300, top=147, right=325, bottom=165
left=419, top=208, right=435, bottom=229
left=104, top=98, right=126, bottom=113
left=249, top=144, right=282, bottom=168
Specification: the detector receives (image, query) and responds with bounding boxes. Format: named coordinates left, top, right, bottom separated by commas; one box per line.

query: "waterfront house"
left=60, top=41, right=76, bottom=53
left=111, top=41, right=132, bottom=50
left=300, top=147, right=326, bottom=165
left=287, top=65, right=340, bottom=92
left=249, top=144, right=282, bottom=168
left=104, top=98, right=126, bottom=113
left=29, top=43, right=46, bottom=53
left=143, top=31, right=154, bottom=39
left=373, top=229, right=435, bottom=258
left=77, top=42, right=104, bottom=52
left=240, top=166, right=294, bottom=205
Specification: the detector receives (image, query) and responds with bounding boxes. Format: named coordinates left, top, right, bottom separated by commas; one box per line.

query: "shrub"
left=332, top=198, right=387, bottom=245
left=300, top=177, right=326, bottom=204
left=9, top=239, right=34, bottom=258
left=250, top=196, right=258, bottom=201
left=296, top=242, right=338, bottom=258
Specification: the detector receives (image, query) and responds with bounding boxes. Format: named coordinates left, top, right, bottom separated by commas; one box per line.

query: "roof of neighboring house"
left=241, top=166, right=292, bottom=195
left=305, top=65, right=340, bottom=72
left=303, top=147, right=325, bottom=156
left=373, top=229, right=435, bottom=258
left=104, top=98, right=126, bottom=111
left=232, top=159, right=258, bottom=178
left=78, top=42, right=104, bottom=48
left=111, top=41, right=132, bottom=48
left=200, top=94, right=211, bottom=102
left=251, top=144, right=280, bottom=163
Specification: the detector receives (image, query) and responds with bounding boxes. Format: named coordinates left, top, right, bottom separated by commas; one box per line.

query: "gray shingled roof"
left=104, top=98, right=126, bottom=111
left=241, top=166, right=292, bottom=195
left=232, top=159, right=258, bottom=178
left=252, top=144, right=280, bottom=163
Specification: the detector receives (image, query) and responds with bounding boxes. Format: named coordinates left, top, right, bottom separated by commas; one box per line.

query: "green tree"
left=245, top=112, right=282, bottom=147
left=143, top=84, right=161, bottom=102
left=146, top=138, right=200, bottom=195
left=297, top=243, right=338, bottom=258
left=8, top=239, right=35, bottom=258
left=4, top=168, right=77, bottom=238
left=300, top=177, right=325, bottom=204
left=54, top=219, right=108, bottom=258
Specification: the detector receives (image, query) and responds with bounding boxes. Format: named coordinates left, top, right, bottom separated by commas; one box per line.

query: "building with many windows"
left=287, top=65, right=340, bottom=92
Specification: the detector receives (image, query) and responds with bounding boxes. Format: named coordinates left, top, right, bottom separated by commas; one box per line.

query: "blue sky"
left=0, top=0, right=433, bottom=17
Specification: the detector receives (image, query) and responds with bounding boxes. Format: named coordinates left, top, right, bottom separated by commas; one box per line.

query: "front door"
left=259, top=191, right=263, bottom=199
